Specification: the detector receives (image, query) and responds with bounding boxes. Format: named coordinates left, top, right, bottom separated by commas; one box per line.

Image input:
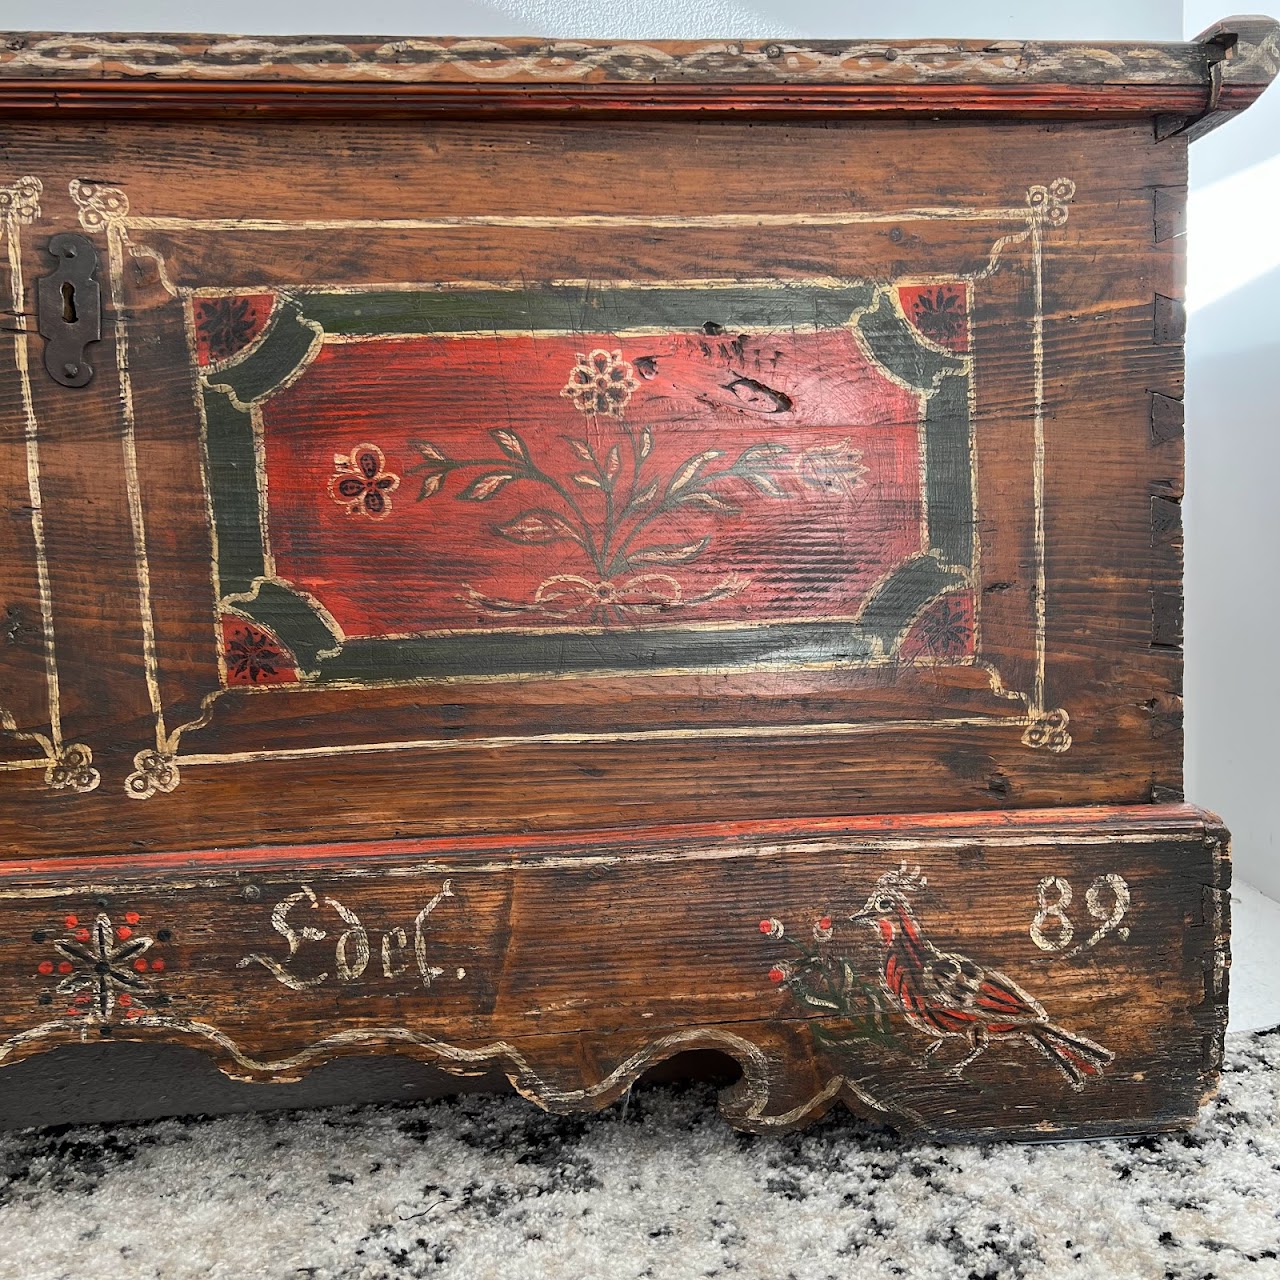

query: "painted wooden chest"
left=0, top=18, right=1274, bottom=1139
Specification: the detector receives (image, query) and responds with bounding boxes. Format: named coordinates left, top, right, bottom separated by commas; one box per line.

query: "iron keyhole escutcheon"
left=36, top=232, right=101, bottom=388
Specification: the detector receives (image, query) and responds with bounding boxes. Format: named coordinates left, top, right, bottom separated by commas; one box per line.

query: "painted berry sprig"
left=759, top=914, right=899, bottom=1053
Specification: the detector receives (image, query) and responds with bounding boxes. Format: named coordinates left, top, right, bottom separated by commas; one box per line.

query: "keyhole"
left=61, top=281, right=77, bottom=324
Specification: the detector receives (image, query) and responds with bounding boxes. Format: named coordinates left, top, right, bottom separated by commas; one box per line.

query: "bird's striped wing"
left=923, top=949, right=1048, bottom=1032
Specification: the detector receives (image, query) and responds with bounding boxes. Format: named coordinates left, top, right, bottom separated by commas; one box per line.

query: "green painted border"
left=197, top=282, right=972, bottom=683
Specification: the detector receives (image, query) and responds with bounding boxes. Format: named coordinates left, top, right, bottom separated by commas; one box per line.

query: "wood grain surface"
left=0, top=20, right=1274, bottom=134
left=0, top=25, right=1267, bottom=1136
left=0, top=803, right=1229, bottom=1139
left=0, top=116, right=1188, bottom=856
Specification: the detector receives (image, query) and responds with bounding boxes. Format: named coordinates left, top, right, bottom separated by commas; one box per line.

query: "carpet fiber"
left=1, top=1029, right=1278, bottom=1280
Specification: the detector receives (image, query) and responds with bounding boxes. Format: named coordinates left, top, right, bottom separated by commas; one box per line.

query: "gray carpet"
left=1, top=1029, right=1277, bottom=1280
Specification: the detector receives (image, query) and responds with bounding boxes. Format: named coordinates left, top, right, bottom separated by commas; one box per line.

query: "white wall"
left=1182, top=3, right=1280, bottom=900
left=16, top=2, right=1276, bottom=895
left=0, top=1, right=1181, bottom=39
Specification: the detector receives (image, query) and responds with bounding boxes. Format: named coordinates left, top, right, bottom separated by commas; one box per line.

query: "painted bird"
left=850, top=864, right=1114, bottom=1090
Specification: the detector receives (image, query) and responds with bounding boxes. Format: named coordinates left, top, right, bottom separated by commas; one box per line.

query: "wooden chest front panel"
left=0, top=117, right=1182, bottom=854
left=0, top=805, right=1228, bottom=1140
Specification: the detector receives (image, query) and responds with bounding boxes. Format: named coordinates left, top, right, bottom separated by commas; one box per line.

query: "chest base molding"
left=0, top=802, right=1227, bottom=1140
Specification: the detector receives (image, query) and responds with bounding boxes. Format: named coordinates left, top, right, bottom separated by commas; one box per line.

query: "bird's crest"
left=879, top=862, right=927, bottom=895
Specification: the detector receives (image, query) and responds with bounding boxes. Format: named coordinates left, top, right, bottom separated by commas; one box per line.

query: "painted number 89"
left=1030, top=873, right=1131, bottom=957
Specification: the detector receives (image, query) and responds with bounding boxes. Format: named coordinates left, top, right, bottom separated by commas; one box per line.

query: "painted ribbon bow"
left=464, top=572, right=747, bottom=621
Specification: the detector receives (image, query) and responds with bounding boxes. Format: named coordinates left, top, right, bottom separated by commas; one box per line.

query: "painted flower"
left=561, top=349, right=640, bottom=417
left=0, top=175, right=41, bottom=226
left=813, top=916, right=834, bottom=942
left=194, top=297, right=260, bottom=365
left=226, top=623, right=286, bottom=683
left=1021, top=707, right=1073, bottom=754
left=909, top=287, right=966, bottom=350
left=759, top=917, right=784, bottom=939
left=796, top=438, right=867, bottom=494
left=1026, top=177, right=1076, bottom=228
left=51, top=911, right=162, bottom=1022
left=125, top=749, right=180, bottom=800
left=329, top=444, right=400, bottom=518
left=44, top=743, right=100, bottom=794
left=768, top=966, right=787, bottom=984
left=916, top=597, right=972, bottom=659
left=220, top=616, right=297, bottom=687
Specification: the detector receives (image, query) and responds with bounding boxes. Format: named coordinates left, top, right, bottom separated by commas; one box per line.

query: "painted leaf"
left=490, top=429, right=528, bottom=463
left=416, top=471, right=445, bottom=500
left=605, top=445, right=620, bottom=480
left=628, top=537, right=711, bottom=565
left=414, top=441, right=446, bottom=462
left=796, top=438, right=867, bottom=492
left=632, top=478, right=660, bottom=506
left=572, top=472, right=603, bottom=489
left=741, top=471, right=788, bottom=499
left=682, top=491, right=740, bottom=514
left=568, top=438, right=595, bottom=463
left=494, top=510, right=580, bottom=546
left=799, top=992, right=841, bottom=1011
left=638, top=428, right=653, bottom=459
left=739, top=443, right=788, bottom=465
left=668, top=450, right=723, bottom=496
left=458, top=471, right=516, bottom=502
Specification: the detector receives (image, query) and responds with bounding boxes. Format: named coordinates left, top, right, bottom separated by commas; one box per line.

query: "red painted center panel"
left=261, top=330, right=923, bottom=636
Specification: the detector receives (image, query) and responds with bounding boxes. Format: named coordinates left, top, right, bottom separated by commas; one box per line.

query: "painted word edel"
left=238, top=881, right=461, bottom=991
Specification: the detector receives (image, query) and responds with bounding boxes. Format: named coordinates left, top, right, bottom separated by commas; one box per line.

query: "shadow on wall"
left=1185, top=267, right=1280, bottom=902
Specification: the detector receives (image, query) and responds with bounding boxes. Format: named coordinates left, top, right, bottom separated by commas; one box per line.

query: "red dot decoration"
left=74, top=928, right=90, bottom=942
left=133, top=958, right=148, bottom=972
left=768, top=966, right=786, bottom=983
left=818, top=916, right=832, bottom=930
left=64, top=915, right=77, bottom=928
left=118, top=993, right=132, bottom=1007
left=758, top=919, right=772, bottom=933
left=124, top=911, right=141, bottom=925
left=151, top=958, right=165, bottom=972
left=66, top=1006, right=84, bottom=1016
left=37, top=960, right=53, bottom=976
left=58, top=961, right=72, bottom=974
left=117, top=926, right=133, bottom=941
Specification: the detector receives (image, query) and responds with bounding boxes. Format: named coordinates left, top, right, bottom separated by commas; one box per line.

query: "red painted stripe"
left=0, top=81, right=1219, bottom=121
left=977, top=982, right=1028, bottom=1014
left=924, top=1006, right=973, bottom=1033
left=0, top=803, right=1209, bottom=880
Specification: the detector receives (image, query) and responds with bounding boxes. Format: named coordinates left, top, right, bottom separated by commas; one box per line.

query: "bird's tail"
left=1025, top=1023, right=1114, bottom=1091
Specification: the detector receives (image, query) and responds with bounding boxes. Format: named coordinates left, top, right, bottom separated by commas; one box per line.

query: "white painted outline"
left=71, top=181, right=1073, bottom=795
left=0, top=177, right=100, bottom=793
left=0, top=1012, right=926, bottom=1132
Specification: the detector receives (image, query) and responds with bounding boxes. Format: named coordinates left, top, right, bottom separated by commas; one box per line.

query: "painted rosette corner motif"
left=73, top=177, right=1078, bottom=794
